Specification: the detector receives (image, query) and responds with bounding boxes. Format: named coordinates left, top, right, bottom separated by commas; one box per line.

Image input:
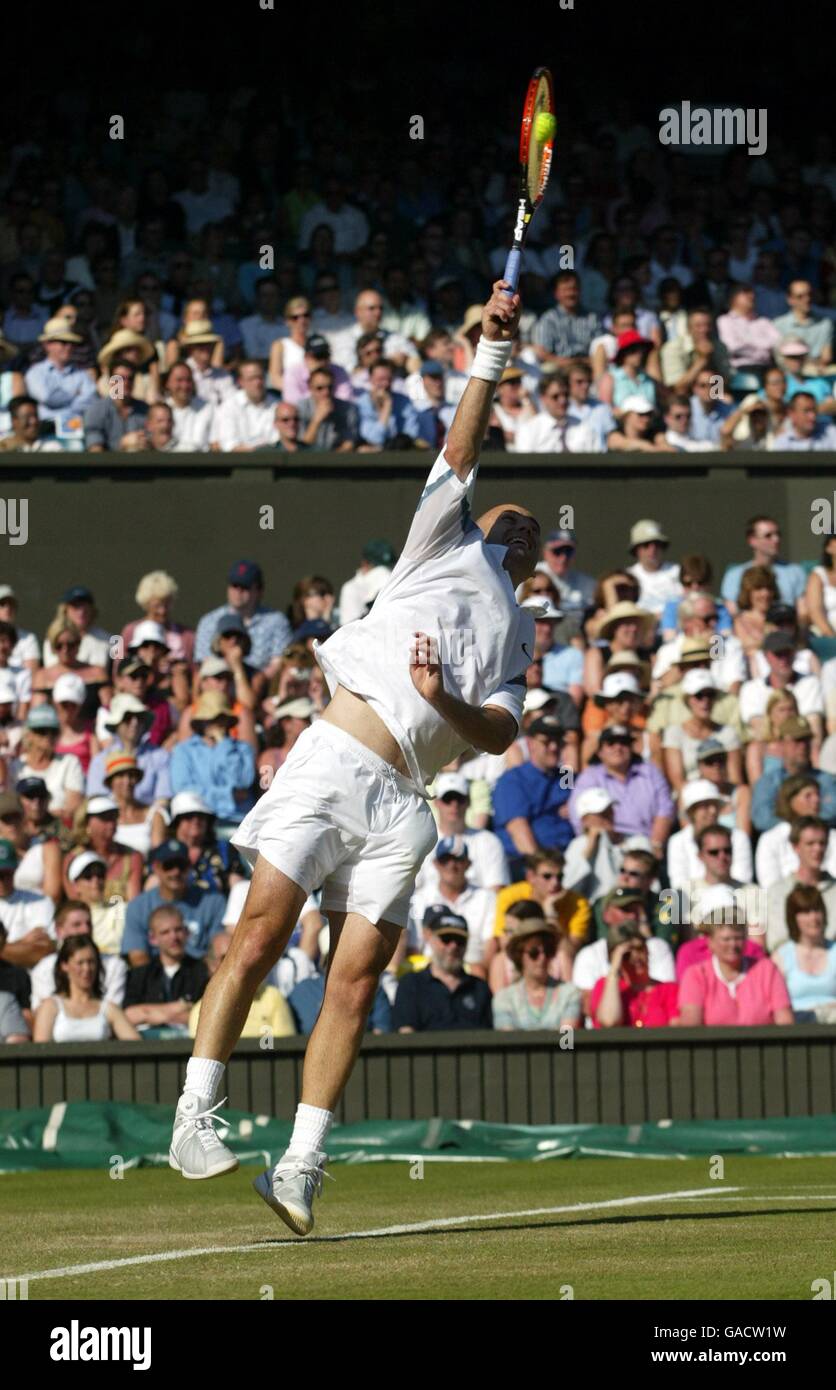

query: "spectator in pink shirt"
left=678, top=911, right=793, bottom=1026
left=281, top=333, right=353, bottom=406
left=675, top=883, right=765, bottom=979
left=716, top=284, right=781, bottom=373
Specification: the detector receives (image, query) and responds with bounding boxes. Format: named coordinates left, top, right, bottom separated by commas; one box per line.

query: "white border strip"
left=20, top=1186, right=736, bottom=1284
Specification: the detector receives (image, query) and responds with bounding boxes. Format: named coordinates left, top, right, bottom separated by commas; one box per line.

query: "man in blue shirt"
left=25, top=318, right=97, bottom=424
left=492, top=714, right=573, bottom=877
left=356, top=360, right=421, bottom=448
left=194, top=559, right=292, bottom=670
left=170, top=693, right=255, bottom=824
left=720, top=514, right=807, bottom=613
left=689, top=369, right=734, bottom=443
left=122, top=841, right=226, bottom=965
left=751, top=716, right=836, bottom=831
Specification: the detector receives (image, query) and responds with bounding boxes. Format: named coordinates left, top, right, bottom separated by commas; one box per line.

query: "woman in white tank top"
left=806, top=540, right=836, bottom=637
left=33, top=936, right=140, bottom=1043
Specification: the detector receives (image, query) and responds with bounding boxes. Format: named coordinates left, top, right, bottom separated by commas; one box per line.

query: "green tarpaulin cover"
left=2, top=1103, right=836, bottom=1171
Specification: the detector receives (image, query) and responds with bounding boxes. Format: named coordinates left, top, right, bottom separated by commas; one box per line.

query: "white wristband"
left=470, top=335, right=513, bottom=383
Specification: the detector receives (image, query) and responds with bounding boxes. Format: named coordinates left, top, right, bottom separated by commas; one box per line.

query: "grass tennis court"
left=6, top=1156, right=835, bottom=1300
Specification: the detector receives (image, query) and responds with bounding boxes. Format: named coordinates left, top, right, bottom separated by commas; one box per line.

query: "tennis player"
left=169, top=280, right=541, bottom=1233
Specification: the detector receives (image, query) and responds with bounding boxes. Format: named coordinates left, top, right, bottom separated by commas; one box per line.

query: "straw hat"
left=179, top=319, right=222, bottom=347
left=191, top=691, right=237, bottom=730
left=38, top=316, right=82, bottom=345
left=97, top=329, right=156, bottom=368
left=458, top=305, right=483, bottom=337
left=596, top=601, right=652, bottom=641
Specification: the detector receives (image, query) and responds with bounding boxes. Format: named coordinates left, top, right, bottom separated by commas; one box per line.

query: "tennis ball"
left=535, top=112, right=556, bottom=143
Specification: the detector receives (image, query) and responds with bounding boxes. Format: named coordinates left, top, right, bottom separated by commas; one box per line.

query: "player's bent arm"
left=431, top=689, right=518, bottom=755
left=444, top=376, right=499, bottom=479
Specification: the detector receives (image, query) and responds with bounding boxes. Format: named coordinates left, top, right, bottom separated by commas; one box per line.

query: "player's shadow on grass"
left=254, top=1204, right=836, bottom=1247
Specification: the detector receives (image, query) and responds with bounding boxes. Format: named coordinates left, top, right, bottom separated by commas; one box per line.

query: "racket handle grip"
left=502, top=248, right=521, bottom=295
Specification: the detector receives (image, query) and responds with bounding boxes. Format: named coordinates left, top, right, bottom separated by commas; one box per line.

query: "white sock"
left=184, top=1057, right=225, bottom=1103
left=286, top=1102, right=333, bottom=1157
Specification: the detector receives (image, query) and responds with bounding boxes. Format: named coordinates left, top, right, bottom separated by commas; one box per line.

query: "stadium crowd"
left=2, top=99, right=836, bottom=453
left=1, top=510, right=836, bottom=1041
left=1, top=98, right=836, bottom=1045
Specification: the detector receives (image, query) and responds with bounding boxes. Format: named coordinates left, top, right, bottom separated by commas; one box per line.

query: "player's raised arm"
left=445, top=281, right=521, bottom=480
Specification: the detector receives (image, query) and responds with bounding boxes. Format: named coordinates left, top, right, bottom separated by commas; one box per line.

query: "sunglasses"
left=704, top=846, right=732, bottom=856
left=437, top=933, right=464, bottom=945
left=523, top=944, right=548, bottom=959
left=548, top=545, right=574, bottom=555
left=538, top=870, right=563, bottom=881
left=288, top=312, right=311, bottom=320
left=701, top=754, right=726, bottom=767
left=277, top=414, right=297, bottom=423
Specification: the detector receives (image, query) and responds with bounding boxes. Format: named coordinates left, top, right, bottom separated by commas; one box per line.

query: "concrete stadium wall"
left=0, top=451, right=832, bottom=634
left=3, top=1025, right=836, bottom=1125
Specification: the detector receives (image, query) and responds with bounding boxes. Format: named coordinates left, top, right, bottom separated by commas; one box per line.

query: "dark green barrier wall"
left=0, top=451, right=833, bottom=633
left=3, top=1027, right=835, bottom=1126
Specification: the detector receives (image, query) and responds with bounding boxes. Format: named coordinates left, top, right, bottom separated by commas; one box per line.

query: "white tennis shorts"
left=231, top=720, right=437, bottom=928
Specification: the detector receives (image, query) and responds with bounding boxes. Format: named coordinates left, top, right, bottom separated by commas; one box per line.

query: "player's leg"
left=252, top=908, right=401, bottom=1234
left=169, top=855, right=306, bottom=1180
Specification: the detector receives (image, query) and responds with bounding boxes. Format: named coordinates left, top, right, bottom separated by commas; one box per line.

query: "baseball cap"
left=0, top=585, right=15, bottom=601
left=0, top=838, right=18, bottom=872
left=520, top=597, right=563, bottom=620
left=546, top=528, right=576, bottom=545
left=682, top=778, right=728, bottom=811
left=104, top=694, right=151, bottom=729
left=0, top=670, right=16, bottom=703
left=435, top=834, right=470, bottom=861
left=779, top=716, right=813, bottom=740
left=620, top=396, right=654, bottom=416
left=766, top=603, right=796, bottom=626
left=696, top=737, right=727, bottom=761
left=292, top=619, right=334, bottom=643
left=763, top=630, right=795, bottom=654
left=228, top=559, right=263, bottom=588
left=693, top=884, right=740, bottom=922
left=362, top=539, right=397, bottom=567
left=681, top=668, right=718, bottom=697
left=67, top=851, right=107, bottom=883
left=150, top=838, right=189, bottom=866
left=602, top=885, right=644, bottom=911
left=130, top=619, right=167, bottom=649
left=595, top=673, right=641, bottom=704
left=117, top=656, right=150, bottom=678
left=304, top=333, right=331, bottom=358
left=499, top=365, right=523, bottom=383
left=615, top=329, right=653, bottom=360
left=53, top=672, right=87, bottom=705
left=26, top=706, right=59, bottom=731
left=421, top=360, right=444, bottom=378
left=170, top=792, right=214, bottom=821
left=630, top=518, right=668, bottom=547
left=199, top=657, right=231, bottom=679
left=16, top=776, right=48, bottom=799
left=423, top=906, right=469, bottom=937
left=62, top=585, right=93, bottom=604
left=434, top=772, right=469, bottom=800
left=85, top=795, right=119, bottom=817
left=528, top=714, right=563, bottom=739
left=599, top=723, right=633, bottom=744
left=0, top=791, right=22, bottom=818
left=576, top=788, right=614, bottom=818
left=523, top=688, right=556, bottom=715
left=273, top=697, right=315, bottom=719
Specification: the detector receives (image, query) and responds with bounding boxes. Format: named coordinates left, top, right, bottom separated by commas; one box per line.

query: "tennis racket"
left=502, top=67, right=555, bottom=296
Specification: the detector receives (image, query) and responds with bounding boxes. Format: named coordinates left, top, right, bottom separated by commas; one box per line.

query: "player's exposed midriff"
left=318, top=684, right=411, bottom=777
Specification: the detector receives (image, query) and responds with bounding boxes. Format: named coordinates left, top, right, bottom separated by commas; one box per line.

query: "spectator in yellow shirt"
left=492, top=849, right=591, bottom=946
left=189, top=931, right=295, bottom=1039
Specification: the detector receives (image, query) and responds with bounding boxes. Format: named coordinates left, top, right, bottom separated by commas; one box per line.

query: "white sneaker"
left=252, top=1150, right=332, bottom=1235
left=169, top=1092, right=239, bottom=1179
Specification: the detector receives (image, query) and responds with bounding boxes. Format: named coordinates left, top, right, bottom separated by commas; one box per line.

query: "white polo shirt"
left=314, top=450, right=533, bottom=793
left=0, top=888, right=55, bottom=943
left=212, top=388, right=279, bottom=451
left=572, top=934, right=676, bottom=990
left=739, top=674, right=824, bottom=725
left=407, top=883, right=496, bottom=964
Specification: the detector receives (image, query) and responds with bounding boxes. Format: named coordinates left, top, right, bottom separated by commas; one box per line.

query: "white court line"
left=19, top=1185, right=738, bottom=1285
left=677, top=1193, right=836, bottom=1202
